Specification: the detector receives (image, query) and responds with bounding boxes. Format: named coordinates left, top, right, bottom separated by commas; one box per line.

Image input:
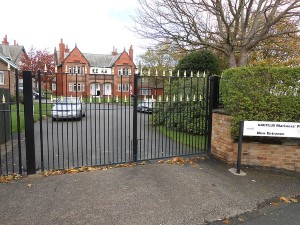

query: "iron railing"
left=1, top=69, right=221, bottom=175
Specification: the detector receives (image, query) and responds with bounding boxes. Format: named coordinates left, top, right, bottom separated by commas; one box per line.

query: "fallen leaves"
left=223, top=219, right=230, bottom=224
left=41, top=162, right=140, bottom=177
left=157, top=156, right=205, bottom=167
left=279, top=196, right=298, bottom=203
left=0, top=174, right=22, bottom=183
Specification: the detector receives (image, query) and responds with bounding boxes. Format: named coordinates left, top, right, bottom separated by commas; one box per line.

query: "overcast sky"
left=1, top=0, right=147, bottom=59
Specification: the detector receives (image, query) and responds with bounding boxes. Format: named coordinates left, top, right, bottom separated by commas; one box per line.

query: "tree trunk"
left=238, top=49, right=248, bottom=67
left=228, top=52, right=237, bottom=68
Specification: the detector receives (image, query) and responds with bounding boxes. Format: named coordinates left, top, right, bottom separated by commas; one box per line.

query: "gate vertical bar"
left=132, top=70, right=138, bottom=162
left=38, top=69, right=44, bottom=171
left=23, top=70, right=36, bottom=174
left=207, top=75, right=220, bottom=156
left=15, top=68, right=22, bottom=174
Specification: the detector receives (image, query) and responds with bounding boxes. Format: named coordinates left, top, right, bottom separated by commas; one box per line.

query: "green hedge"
left=221, top=67, right=300, bottom=141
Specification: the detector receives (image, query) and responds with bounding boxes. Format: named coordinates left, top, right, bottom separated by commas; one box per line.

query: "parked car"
left=33, top=90, right=45, bottom=99
left=137, top=101, right=155, bottom=113
left=52, top=97, right=86, bottom=121
left=33, top=91, right=39, bottom=99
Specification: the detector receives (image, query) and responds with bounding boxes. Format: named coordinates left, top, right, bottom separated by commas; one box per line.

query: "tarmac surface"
left=0, top=157, right=299, bottom=225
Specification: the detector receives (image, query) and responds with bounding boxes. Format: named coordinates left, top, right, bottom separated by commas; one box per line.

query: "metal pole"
left=132, top=71, right=138, bottom=162
left=38, top=70, right=44, bottom=171
left=236, top=121, right=244, bottom=174
left=23, top=70, right=36, bottom=174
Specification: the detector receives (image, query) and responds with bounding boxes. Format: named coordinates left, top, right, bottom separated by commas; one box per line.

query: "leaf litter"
left=1, top=156, right=204, bottom=182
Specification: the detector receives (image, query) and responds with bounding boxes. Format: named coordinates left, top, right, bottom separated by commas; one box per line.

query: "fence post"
left=132, top=71, right=138, bottom=162
left=207, top=75, right=220, bottom=156
left=23, top=70, right=36, bottom=175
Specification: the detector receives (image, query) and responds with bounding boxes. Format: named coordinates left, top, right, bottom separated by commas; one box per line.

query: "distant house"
left=53, top=39, right=136, bottom=98
left=0, top=35, right=26, bottom=95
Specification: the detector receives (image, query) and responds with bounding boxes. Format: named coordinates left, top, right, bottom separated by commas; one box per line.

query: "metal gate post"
left=132, top=71, right=138, bottom=162
left=23, top=70, right=36, bottom=174
left=207, top=75, right=220, bottom=156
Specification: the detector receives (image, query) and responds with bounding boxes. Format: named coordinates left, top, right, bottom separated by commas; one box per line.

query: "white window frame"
left=0, top=71, right=4, bottom=85
left=52, top=83, right=56, bottom=91
left=140, top=88, right=151, bottom=96
left=118, top=83, right=129, bottom=92
left=118, top=67, right=131, bottom=76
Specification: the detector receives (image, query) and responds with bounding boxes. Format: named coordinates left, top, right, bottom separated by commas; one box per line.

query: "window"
left=0, top=71, right=4, bottom=84
left=77, top=66, right=81, bottom=74
left=118, top=84, right=129, bottom=92
left=52, top=83, right=56, bottom=91
left=82, top=66, right=85, bottom=75
left=73, top=67, right=77, bottom=74
left=140, top=88, right=151, bottom=95
left=68, top=83, right=84, bottom=92
left=69, top=66, right=72, bottom=74
left=118, top=67, right=132, bottom=76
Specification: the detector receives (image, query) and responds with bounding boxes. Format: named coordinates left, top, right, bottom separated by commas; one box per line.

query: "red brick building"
left=53, top=39, right=135, bottom=98
left=0, top=35, right=26, bottom=95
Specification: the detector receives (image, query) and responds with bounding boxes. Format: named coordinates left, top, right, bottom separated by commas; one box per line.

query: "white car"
left=137, top=99, right=155, bottom=113
left=52, top=97, right=86, bottom=121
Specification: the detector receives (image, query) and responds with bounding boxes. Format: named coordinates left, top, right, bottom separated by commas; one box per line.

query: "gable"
left=0, top=44, right=26, bottom=65
left=113, top=51, right=135, bottom=67
left=63, top=47, right=89, bottom=64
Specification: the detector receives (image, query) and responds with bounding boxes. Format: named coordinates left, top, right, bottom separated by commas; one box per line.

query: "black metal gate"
left=1, top=69, right=220, bottom=176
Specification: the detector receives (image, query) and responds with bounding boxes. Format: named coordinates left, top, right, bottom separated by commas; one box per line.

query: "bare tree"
left=132, top=0, right=300, bottom=68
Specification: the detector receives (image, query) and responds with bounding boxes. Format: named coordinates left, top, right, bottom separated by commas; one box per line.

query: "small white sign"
left=243, top=121, right=300, bottom=138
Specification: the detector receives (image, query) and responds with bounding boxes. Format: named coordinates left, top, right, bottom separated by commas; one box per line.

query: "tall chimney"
left=65, top=45, right=70, bottom=53
left=129, top=45, right=133, bottom=60
left=112, top=46, right=118, bottom=56
left=59, top=39, right=65, bottom=64
left=2, top=35, right=9, bottom=45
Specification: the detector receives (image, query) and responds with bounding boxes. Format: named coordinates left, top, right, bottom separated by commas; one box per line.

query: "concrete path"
left=0, top=157, right=299, bottom=225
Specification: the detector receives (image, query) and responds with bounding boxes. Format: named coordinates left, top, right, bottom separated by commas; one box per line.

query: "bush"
left=221, top=67, right=300, bottom=141
left=174, top=50, right=222, bottom=76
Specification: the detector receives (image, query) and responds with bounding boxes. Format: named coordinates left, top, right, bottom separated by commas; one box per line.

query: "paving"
left=0, top=157, right=299, bottom=225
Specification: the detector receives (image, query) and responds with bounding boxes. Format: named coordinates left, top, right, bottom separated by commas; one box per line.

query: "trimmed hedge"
left=221, top=67, right=300, bottom=141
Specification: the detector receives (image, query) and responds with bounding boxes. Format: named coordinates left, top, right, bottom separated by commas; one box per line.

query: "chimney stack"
left=65, top=45, right=70, bottom=53
left=59, top=39, right=65, bottom=64
left=2, top=35, right=9, bottom=45
left=112, top=46, right=118, bottom=56
left=129, top=45, right=133, bottom=60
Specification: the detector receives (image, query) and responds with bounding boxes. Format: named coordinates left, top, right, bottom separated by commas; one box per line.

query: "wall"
left=211, top=111, right=300, bottom=172
left=0, top=62, right=15, bottom=95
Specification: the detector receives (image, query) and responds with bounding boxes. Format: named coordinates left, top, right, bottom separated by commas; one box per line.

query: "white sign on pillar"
left=243, top=121, right=300, bottom=138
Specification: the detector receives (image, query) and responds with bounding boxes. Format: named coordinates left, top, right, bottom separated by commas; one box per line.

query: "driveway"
left=0, top=157, right=299, bottom=225
left=33, top=103, right=203, bottom=171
